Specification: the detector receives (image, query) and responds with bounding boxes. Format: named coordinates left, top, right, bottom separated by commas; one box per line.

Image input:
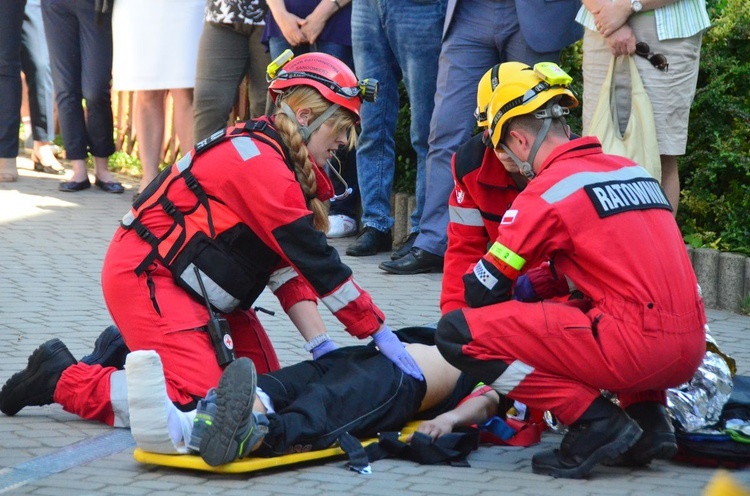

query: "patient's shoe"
left=126, top=350, right=191, bottom=454
left=80, top=325, right=130, bottom=369
left=200, top=358, right=269, bottom=466
left=0, top=338, right=77, bottom=416
left=187, top=389, right=217, bottom=453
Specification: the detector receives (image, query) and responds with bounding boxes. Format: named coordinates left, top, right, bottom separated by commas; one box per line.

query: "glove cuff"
left=372, top=324, right=393, bottom=342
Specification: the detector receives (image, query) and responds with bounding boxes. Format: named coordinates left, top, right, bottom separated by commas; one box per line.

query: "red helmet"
left=268, top=52, right=377, bottom=119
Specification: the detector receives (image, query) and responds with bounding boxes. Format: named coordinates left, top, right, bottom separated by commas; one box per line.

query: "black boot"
left=605, top=401, right=677, bottom=467
left=80, top=325, right=130, bottom=370
left=0, top=339, right=77, bottom=416
left=345, top=227, right=392, bottom=257
left=531, top=396, right=642, bottom=479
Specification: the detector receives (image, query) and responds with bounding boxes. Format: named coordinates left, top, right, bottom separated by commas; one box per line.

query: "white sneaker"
left=327, top=215, right=357, bottom=238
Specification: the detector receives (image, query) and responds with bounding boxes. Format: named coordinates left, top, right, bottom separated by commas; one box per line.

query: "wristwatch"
left=631, top=0, right=643, bottom=13
left=303, top=333, right=330, bottom=352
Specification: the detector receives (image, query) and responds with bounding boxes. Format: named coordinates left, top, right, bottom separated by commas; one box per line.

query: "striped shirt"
left=576, top=0, right=711, bottom=40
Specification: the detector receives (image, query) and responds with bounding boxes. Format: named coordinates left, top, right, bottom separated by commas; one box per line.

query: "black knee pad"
left=436, top=310, right=472, bottom=364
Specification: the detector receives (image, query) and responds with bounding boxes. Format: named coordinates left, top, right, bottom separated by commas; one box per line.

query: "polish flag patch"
left=501, top=209, right=518, bottom=225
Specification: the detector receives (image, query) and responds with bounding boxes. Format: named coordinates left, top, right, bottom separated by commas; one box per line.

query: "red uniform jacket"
left=105, top=118, right=384, bottom=339
left=465, top=136, right=705, bottom=332
left=441, top=133, right=523, bottom=313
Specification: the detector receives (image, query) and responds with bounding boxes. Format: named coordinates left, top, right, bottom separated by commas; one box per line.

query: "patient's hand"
left=411, top=411, right=459, bottom=441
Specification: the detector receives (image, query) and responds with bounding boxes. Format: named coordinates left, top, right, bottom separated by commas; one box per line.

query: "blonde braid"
left=274, top=111, right=330, bottom=232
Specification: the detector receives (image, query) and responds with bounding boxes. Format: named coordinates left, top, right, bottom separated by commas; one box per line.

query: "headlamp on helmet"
left=267, top=50, right=379, bottom=118
left=267, top=49, right=295, bottom=80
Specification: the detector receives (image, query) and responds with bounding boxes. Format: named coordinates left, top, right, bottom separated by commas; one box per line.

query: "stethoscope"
left=325, top=152, right=352, bottom=202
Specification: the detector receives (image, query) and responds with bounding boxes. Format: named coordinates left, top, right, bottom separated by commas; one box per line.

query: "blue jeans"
left=41, top=0, right=114, bottom=159
left=351, top=0, right=446, bottom=233
left=415, top=0, right=561, bottom=256
left=267, top=38, right=360, bottom=220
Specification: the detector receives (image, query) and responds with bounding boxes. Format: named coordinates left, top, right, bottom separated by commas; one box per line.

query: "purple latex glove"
left=311, top=339, right=339, bottom=360
left=513, top=274, right=538, bottom=302
left=372, top=325, right=424, bottom=381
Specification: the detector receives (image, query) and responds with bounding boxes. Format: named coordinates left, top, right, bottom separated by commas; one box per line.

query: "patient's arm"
left=413, top=387, right=500, bottom=441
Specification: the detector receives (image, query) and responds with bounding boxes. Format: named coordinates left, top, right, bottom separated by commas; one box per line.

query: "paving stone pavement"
left=2, top=164, right=750, bottom=495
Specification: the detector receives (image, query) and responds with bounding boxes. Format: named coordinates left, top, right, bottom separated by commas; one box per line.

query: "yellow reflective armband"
left=488, top=242, right=525, bottom=271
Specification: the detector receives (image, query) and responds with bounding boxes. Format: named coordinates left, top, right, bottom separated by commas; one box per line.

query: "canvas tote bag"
left=588, top=56, right=661, bottom=182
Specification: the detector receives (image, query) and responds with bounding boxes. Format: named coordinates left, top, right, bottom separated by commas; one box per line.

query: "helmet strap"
left=280, top=102, right=341, bottom=143
left=499, top=115, right=554, bottom=181
left=500, top=142, right=535, bottom=180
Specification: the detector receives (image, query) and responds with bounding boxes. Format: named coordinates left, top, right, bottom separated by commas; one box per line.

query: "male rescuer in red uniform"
left=435, top=62, right=706, bottom=479
left=0, top=53, right=424, bottom=451
left=441, top=62, right=530, bottom=313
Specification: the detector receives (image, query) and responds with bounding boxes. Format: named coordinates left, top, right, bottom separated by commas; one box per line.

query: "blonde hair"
left=273, top=86, right=358, bottom=232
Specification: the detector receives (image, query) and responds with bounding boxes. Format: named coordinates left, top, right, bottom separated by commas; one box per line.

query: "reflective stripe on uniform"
left=268, top=266, right=300, bottom=293
left=175, top=150, right=193, bottom=172
left=489, top=360, right=535, bottom=394
left=109, top=370, right=130, bottom=428
left=231, top=137, right=261, bottom=161
left=540, top=166, right=649, bottom=204
left=180, top=264, right=239, bottom=314
left=449, top=205, right=484, bottom=227
left=121, top=210, right=135, bottom=227
left=321, top=280, right=361, bottom=313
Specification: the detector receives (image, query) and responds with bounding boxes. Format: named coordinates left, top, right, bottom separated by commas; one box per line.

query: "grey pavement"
left=1, top=161, right=749, bottom=495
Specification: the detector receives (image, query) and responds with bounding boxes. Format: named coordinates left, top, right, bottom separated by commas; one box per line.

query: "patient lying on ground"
left=126, top=334, right=503, bottom=467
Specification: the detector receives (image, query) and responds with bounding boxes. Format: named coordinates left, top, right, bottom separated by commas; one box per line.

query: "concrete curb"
left=393, top=194, right=748, bottom=314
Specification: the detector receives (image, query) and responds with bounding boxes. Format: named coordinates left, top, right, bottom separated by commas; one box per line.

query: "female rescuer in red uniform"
left=0, top=52, right=423, bottom=428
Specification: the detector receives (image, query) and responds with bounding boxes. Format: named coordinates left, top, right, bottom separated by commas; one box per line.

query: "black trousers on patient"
left=256, top=345, right=426, bottom=456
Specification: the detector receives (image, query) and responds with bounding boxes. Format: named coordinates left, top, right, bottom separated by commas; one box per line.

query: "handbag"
left=587, top=56, right=661, bottom=182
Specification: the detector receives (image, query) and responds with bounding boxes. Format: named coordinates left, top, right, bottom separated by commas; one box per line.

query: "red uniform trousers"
left=54, top=229, right=280, bottom=426
left=436, top=299, right=705, bottom=425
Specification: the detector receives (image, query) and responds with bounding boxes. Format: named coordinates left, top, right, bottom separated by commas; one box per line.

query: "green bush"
left=393, top=0, right=750, bottom=254
left=679, top=0, right=750, bottom=255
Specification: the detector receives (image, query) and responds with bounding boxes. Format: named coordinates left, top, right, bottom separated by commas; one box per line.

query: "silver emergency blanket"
left=544, top=328, right=735, bottom=434
left=666, top=349, right=733, bottom=432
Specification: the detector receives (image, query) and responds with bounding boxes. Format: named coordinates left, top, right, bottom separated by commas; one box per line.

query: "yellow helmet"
left=485, top=62, right=578, bottom=149
left=474, top=62, right=531, bottom=128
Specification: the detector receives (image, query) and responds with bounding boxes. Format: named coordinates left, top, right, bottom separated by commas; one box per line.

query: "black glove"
left=463, top=259, right=512, bottom=308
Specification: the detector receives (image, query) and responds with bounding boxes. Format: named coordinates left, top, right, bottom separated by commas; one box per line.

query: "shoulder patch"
left=585, top=177, right=672, bottom=218
left=500, top=209, right=518, bottom=225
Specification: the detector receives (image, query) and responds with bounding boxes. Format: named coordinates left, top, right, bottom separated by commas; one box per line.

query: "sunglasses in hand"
left=635, top=42, right=669, bottom=72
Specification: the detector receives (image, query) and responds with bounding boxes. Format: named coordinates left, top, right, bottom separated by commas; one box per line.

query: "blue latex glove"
left=372, top=325, right=424, bottom=381
left=513, top=274, right=538, bottom=302
left=311, top=339, right=339, bottom=360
